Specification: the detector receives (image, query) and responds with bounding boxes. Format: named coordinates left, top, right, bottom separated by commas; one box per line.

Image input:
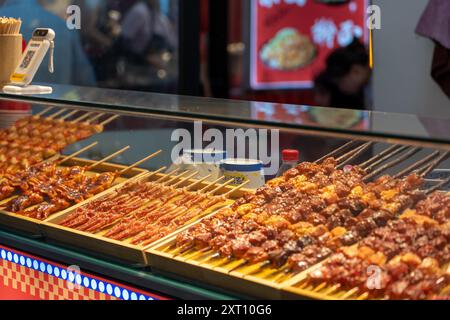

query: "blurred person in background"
left=119, top=0, right=177, bottom=57
left=0, top=0, right=96, bottom=86
left=100, top=0, right=177, bottom=90
left=75, top=0, right=114, bottom=60
left=314, top=39, right=371, bottom=110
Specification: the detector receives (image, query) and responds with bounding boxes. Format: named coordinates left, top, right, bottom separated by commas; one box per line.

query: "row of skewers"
left=172, top=141, right=449, bottom=299
left=0, top=107, right=119, bottom=175
left=306, top=193, right=449, bottom=300
left=0, top=142, right=161, bottom=220
left=57, top=169, right=249, bottom=247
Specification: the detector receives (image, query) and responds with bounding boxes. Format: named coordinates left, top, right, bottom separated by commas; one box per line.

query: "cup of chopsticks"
left=0, top=17, right=23, bottom=88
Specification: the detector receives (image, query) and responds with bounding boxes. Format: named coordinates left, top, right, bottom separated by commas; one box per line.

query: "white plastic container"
left=168, top=149, right=227, bottom=182
left=220, top=158, right=265, bottom=189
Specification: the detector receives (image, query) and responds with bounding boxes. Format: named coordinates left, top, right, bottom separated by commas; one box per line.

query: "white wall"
left=372, top=0, right=450, bottom=118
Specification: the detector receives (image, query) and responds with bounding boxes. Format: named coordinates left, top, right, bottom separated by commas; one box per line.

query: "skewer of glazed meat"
left=175, top=158, right=363, bottom=257
left=0, top=142, right=99, bottom=201
left=175, top=156, right=430, bottom=272
left=0, top=144, right=58, bottom=174
left=128, top=179, right=245, bottom=247
left=0, top=109, right=101, bottom=139
left=59, top=168, right=186, bottom=232
left=3, top=143, right=120, bottom=215
left=100, top=172, right=214, bottom=239
left=1, top=146, right=161, bottom=220
left=63, top=173, right=226, bottom=240
left=307, top=195, right=449, bottom=299
left=16, top=149, right=161, bottom=220
left=57, top=171, right=247, bottom=247
left=0, top=110, right=115, bottom=175
left=0, top=112, right=113, bottom=152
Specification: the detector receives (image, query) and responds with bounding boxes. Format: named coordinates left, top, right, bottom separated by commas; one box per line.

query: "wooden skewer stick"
left=155, top=168, right=180, bottom=183
left=172, top=171, right=199, bottom=188
left=222, top=180, right=250, bottom=198
left=336, top=142, right=373, bottom=168
left=314, top=140, right=358, bottom=164
left=334, top=142, right=365, bottom=163
left=57, top=142, right=99, bottom=165
left=46, top=108, right=67, bottom=119
left=207, top=179, right=235, bottom=195
left=88, top=146, right=130, bottom=170
left=358, top=144, right=401, bottom=168
left=35, top=107, right=54, bottom=117
left=163, top=170, right=190, bottom=186
left=425, top=173, right=450, bottom=194
left=363, top=147, right=421, bottom=182
left=363, top=145, right=410, bottom=172
left=146, top=166, right=167, bottom=180
left=72, top=112, right=95, bottom=124
left=198, top=176, right=224, bottom=193
left=119, top=150, right=162, bottom=175
left=184, top=174, right=213, bottom=191
left=394, top=150, right=440, bottom=178
left=58, top=110, right=79, bottom=121
left=117, top=167, right=167, bottom=195
left=419, top=151, right=449, bottom=177
left=100, top=115, right=120, bottom=126
left=174, top=174, right=211, bottom=192
left=226, top=260, right=249, bottom=273
left=86, top=113, right=106, bottom=123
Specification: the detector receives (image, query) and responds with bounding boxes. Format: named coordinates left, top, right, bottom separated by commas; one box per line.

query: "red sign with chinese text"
left=250, top=0, right=368, bottom=89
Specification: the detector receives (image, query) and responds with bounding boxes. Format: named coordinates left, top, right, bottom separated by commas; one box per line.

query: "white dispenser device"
left=3, top=28, right=55, bottom=95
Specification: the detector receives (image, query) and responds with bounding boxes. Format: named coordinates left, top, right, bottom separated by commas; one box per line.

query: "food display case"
left=0, top=84, right=449, bottom=300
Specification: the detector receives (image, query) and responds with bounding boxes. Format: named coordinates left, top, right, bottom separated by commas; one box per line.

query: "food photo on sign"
left=250, top=0, right=369, bottom=89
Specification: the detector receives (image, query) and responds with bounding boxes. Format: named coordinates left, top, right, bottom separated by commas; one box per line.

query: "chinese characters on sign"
left=250, top=0, right=368, bottom=89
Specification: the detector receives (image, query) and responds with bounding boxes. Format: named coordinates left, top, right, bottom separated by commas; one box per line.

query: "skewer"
left=119, top=150, right=162, bottom=175
left=72, top=112, right=94, bottom=124
left=173, top=173, right=207, bottom=190
left=184, top=174, right=213, bottom=191
left=4, top=142, right=100, bottom=212
left=35, top=107, right=55, bottom=117
left=100, top=115, right=120, bottom=127
left=46, top=108, right=67, bottom=119
left=394, top=150, right=441, bottom=178
left=57, top=142, right=99, bottom=165
left=336, top=142, right=373, bottom=168
left=314, top=140, right=359, bottom=163
left=425, top=176, right=450, bottom=194
left=363, top=145, right=409, bottom=172
left=207, top=179, right=235, bottom=195
left=154, top=168, right=181, bottom=184
left=363, top=147, right=421, bottom=182
left=162, top=170, right=190, bottom=186
left=418, top=151, right=449, bottom=177
left=198, top=176, right=225, bottom=193
left=358, top=144, right=401, bottom=168
left=227, top=260, right=249, bottom=273
left=221, top=180, right=250, bottom=198
left=58, top=110, right=79, bottom=121
left=340, top=287, right=359, bottom=299
left=86, top=113, right=106, bottom=123
left=207, top=252, right=221, bottom=260
left=145, top=166, right=167, bottom=180
left=335, top=142, right=365, bottom=163
left=87, top=146, right=130, bottom=170
left=179, top=245, right=217, bottom=260
left=172, top=171, right=199, bottom=188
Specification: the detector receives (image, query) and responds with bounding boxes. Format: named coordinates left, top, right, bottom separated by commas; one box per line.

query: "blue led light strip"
left=0, top=246, right=160, bottom=300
